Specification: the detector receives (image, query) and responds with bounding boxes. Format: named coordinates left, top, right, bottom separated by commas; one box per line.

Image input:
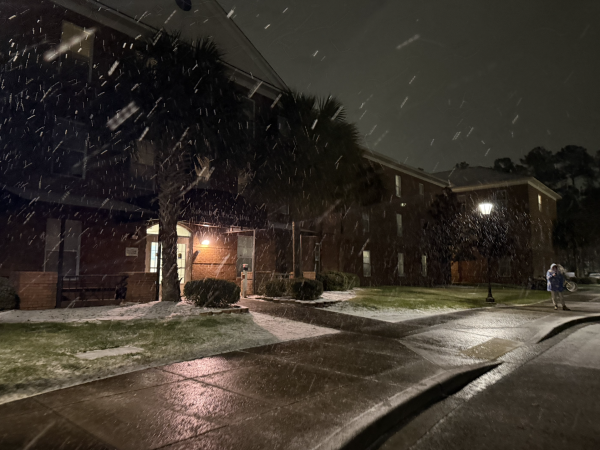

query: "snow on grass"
left=320, top=290, right=359, bottom=301
left=0, top=300, right=223, bottom=323
left=0, top=307, right=338, bottom=404
left=324, top=301, right=467, bottom=323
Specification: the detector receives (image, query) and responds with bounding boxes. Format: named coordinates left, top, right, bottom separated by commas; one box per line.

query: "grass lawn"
left=0, top=314, right=280, bottom=403
left=348, top=285, right=550, bottom=311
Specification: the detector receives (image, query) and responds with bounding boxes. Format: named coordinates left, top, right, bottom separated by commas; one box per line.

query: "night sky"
left=218, top=0, right=600, bottom=171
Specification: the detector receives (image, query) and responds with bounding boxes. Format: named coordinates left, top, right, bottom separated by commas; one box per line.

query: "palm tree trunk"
left=158, top=157, right=184, bottom=302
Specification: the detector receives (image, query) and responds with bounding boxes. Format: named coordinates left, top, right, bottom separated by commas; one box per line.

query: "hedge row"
left=264, top=277, right=325, bottom=300
left=316, top=271, right=360, bottom=291
left=183, top=278, right=240, bottom=307
left=0, top=278, right=18, bottom=310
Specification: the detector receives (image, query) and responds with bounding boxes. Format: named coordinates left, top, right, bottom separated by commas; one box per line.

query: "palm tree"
left=246, top=91, right=381, bottom=276
left=113, top=35, right=247, bottom=301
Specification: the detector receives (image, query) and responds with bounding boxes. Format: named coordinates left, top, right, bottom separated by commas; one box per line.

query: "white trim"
left=364, top=152, right=447, bottom=187
left=450, top=178, right=561, bottom=201
left=51, top=0, right=287, bottom=98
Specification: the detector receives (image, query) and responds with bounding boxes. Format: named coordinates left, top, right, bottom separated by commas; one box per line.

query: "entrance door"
left=146, top=224, right=192, bottom=288
left=149, top=241, right=188, bottom=286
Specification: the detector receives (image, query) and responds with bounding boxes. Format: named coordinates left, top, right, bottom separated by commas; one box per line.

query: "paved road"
left=380, top=322, right=600, bottom=450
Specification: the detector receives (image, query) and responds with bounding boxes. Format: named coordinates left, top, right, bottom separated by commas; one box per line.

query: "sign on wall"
left=126, top=247, right=139, bottom=257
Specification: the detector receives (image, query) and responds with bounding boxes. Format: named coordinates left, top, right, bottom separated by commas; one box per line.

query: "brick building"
left=0, top=0, right=287, bottom=307
left=317, top=152, right=447, bottom=286
left=434, top=167, right=562, bottom=284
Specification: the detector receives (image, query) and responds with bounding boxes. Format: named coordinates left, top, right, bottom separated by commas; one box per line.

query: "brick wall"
left=192, top=230, right=237, bottom=281
left=79, top=216, right=146, bottom=275
left=319, top=164, right=445, bottom=286
left=122, top=272, right=157, bottom=303
left=10, top=271, right=57, bottom=310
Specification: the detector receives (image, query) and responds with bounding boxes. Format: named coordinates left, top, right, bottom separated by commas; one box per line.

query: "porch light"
left=478, top=202, right=493, bottom=215
left=201, top=239, right=210, bottom=245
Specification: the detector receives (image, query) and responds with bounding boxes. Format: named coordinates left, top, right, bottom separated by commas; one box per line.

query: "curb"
left=256, top=296, right=342, bottom=307
left=313, top=361, right=500, bottom=450
left=529, top=313, right=600, bottom=343
left=199, top=306, right=250, bottom=316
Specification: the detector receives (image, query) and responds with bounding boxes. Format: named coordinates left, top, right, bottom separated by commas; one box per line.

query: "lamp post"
left=478, top=202, right=495, bottom=303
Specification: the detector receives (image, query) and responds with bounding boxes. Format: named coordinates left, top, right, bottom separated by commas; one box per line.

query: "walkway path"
left=2, top=291, right=599, bottom=450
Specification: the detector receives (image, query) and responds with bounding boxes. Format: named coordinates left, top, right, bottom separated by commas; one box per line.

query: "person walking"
left=547, top=263, right=570, bottom=311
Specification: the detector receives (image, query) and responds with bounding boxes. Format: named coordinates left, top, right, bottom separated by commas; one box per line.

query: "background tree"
left=493, top=157, right=527, bottom=175
left=423, top=188, right=465, bottom=284
left=520, top=146, right=562, bottom=187
left=555, top=145, right=594, bottom=188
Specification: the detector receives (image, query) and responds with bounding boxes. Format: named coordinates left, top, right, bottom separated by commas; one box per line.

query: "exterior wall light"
left=478, top=202, right=493, bottom=215
left=201, top=239, right=210, bottom=245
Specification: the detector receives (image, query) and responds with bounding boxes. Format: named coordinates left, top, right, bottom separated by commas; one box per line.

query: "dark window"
left=44, top=219, right=81, bottom=276
left=59, top=21, right=94, bottom=80
left=52, top=118, right=87, bottom=178
left=362, top=212, right=370, bottom=233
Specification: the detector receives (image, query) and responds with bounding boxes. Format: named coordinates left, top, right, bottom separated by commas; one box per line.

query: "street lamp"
left=479, top=202, right=495, bottom=303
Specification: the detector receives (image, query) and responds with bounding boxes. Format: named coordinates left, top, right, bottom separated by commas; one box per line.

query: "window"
left=52, top=118, right=87, bottom=178
left=363, top=250, right=371, bottom=277
left=44, top=219, right=81, bottom=276
left=131, top=141, right=155, bottom=190
left=395, top=175, right=402, bottom=197
left=538, top=194, right=542, bottom=212
left=60, top=21, right=94, bottom=79
left=237, top=235, right=253, bottom=276
left=419, top=183, right=424, bottom=197
left=421, top=254, right=427, bottom=277
left=396, top=214, right=403, bottom=237
left=397, top=253, right=405, bottom=276
left=362, top=212, right=370, bottom=233
left=498, top=257, right=511, bottom=278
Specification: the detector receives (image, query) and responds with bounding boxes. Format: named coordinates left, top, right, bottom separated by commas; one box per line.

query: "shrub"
left=0, top=277, right=19, bottom=310
left=343, top=272, right=360, bottom=289
left=317, top=271, right=347, bottom=291
left=184, top=278, right=240, bottom=308
left=290, top=278, right=323, bottom=300
left=317, top=271, right=361, bottom=291
left=264, top=279, right=289, bottom=297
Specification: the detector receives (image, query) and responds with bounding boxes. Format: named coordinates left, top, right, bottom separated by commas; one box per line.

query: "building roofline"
left=51, top=0, right=287, bottom=100
left=450, top=178, right=562, bottom=200
left=363, top=151, right=448, bottom=187
left=3, top=185, right=154, bottom=214
left=207, top=0, right=287, bottom=92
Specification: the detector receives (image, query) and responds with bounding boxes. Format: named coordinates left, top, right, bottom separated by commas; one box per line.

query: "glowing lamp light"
left=478, top=202, right=493, bottom=215
left=201, top=239, right=210, bottom=245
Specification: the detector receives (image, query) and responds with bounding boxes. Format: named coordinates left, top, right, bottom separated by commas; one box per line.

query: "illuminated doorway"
left=146, top=224, right=192, bottom=287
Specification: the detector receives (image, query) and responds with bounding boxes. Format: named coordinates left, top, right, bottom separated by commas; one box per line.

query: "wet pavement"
left=381, top=322, right=600, bottom=450
left=2, top=290, right=600, bottom=449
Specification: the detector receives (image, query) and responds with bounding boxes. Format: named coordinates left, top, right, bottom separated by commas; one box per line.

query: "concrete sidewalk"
left=383, top=323, right=600, bottom=450
left=2, top=293, right=600, bottom=450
